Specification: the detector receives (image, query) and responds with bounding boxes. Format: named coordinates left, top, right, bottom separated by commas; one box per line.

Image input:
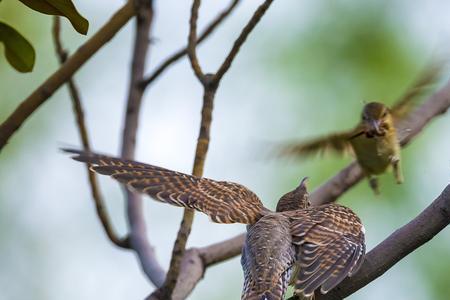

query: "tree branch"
left=292, top=184, right=450, bottom=300
left=213, top=0, right=274, bottom=83
left=199, top=232, right=245, bottom=266
left=120, top=0, right=166, bottom=287
left=146, top=234, right=245, bottom=300
left=171, top=234, right=245, bottom=300
left=0, top=1, right=135, bottom=152
left=52, top=17, right=129, bottom=249
left=187, top=0, right=205, bottom=82
left=140, top=0, right=241, bottom=88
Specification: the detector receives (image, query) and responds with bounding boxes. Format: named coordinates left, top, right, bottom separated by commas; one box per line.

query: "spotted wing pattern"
left=64, top=149, right=266, bottom=224
left=241, top=213, right=296, bottom=300
left=285, top=204, right=365, bottom=297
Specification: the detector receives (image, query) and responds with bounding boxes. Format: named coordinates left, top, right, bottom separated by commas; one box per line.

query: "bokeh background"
left=1, top=0, right=450, bottom=299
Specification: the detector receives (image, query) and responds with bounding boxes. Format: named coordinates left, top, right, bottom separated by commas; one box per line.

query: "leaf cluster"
left=0, top=0, right=88, bottom=72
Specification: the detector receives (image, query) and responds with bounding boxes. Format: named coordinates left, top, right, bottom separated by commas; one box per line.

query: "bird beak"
left=370, top=119, right=382, bottom=135
left=299, top=177, right=309, bottom=188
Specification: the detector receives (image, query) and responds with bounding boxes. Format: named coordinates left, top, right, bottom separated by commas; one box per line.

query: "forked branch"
left=140, top=0, right=241, bottom=88
left=151, top=1, right=275, bottom=299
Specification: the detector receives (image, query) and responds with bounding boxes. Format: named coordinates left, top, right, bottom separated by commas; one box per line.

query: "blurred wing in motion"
left=286, top=204, right=366, bottom=297
left=63, top=148, right=266, bottom=224
left=391, top=63, right=442, bottom=121
left=279, top=131, right=355, bottom=159
left=241, top=213, right=296, bottom=300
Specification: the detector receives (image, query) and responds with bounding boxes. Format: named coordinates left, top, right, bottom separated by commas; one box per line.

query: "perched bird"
left=64, top=149, right=366, bottom=299
left=279, top=65, right=440, bottom=194
left=242, top=178, right=310, bottom=300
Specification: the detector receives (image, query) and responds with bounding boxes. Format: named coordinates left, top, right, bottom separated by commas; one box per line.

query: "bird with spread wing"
left=279, top=64, right=441, bottom=194
left=64, top=149, right=366, bottom=300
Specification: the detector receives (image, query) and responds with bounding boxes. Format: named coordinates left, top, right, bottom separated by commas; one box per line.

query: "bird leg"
left=391, top=157, right=404, bottom=184
left=368, top=176, right=380, bottom=195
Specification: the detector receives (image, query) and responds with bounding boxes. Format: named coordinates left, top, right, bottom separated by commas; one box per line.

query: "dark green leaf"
left=0, top=22, right=35, bottom=72
left=18, top=0, right=89, bottom=35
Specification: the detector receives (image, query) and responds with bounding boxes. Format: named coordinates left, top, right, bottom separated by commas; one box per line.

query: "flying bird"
left=64, top=148, right=365, bottom=299
left=279, top=65, right=440, bottom=194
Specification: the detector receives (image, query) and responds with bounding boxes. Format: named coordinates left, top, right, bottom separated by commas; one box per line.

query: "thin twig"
left=140, top=0, right=241, bottom=88
left=121, top=0, right=166, bottom=287
left=0, top=1, right=135, bottom=152
left=52, top=17, right=129, bottom=248
left=213, top=0, right=274, bottom=83
left=187, top=0, right=205, bottom=82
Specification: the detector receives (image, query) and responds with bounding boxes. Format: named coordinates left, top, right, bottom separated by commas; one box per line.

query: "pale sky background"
left=1, top=0, right=450, bottom=299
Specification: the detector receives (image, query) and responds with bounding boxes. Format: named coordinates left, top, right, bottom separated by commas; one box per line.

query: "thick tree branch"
left=52, top=17, right=129, bottom=249
left=140, top=0, right=241, bottom=88
left=199, top=232, right=245, bottom=266
left=170, top=234, right=245, bottom=300
left=295, top=184, right=450, bottom=300
left=146, top=234, right=245, bottom=300
left=0, top=1, right=135, bottom=152
left=120, top=0, right=166, bottom=287
left=155, top=79, right=450, bottom=298
left=309, top=163, right=364, bottom=206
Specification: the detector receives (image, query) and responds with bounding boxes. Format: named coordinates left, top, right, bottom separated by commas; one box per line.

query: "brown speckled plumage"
left=65, top=149, right=265, bottom=224
left=64, top=149, right=366, bottom=300
left=242, top=213, right=295, bottom=300
left=286, top=205, right=365, bottom=297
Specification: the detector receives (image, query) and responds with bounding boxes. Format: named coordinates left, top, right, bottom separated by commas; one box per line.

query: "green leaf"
left=0, top=22, right=35, bottom=72
left=18, top=0, right=89, bottom=35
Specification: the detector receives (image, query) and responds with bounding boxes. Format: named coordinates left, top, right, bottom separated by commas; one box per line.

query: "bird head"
left=276, top=177, right=311, bottom=212
left=361, top=102, right=392, bottom=137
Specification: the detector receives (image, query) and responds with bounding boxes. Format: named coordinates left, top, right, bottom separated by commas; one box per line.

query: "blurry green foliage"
left=275, top=1, right=423, bottom=123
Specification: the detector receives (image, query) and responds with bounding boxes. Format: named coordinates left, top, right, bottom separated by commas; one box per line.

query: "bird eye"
left=382, top=111, right=387, bottom=118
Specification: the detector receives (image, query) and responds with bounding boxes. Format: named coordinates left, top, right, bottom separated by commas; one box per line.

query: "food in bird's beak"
left=369, top=119, right=385, bottom=136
